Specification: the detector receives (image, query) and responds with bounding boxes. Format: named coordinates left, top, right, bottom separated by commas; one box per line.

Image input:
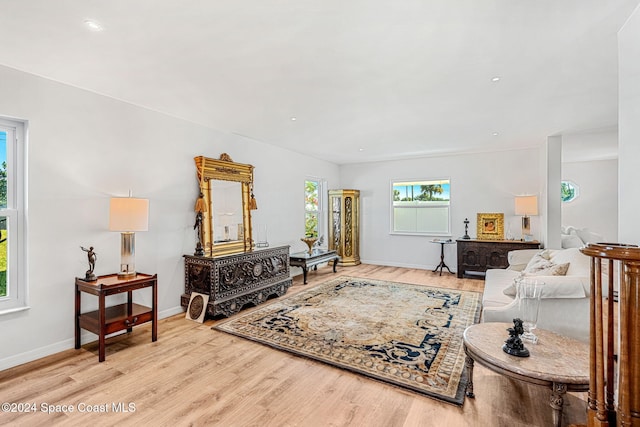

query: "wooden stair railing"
left=580, top=243, right=640, bottom=427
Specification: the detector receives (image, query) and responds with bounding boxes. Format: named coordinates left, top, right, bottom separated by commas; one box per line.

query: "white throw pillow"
left=523, top=250, right=553, bottom=274
left=550, top=247, right=590, bottom=276
left=561, top=234, right=584, bottom=249
left=503, top=279, right=518, bottom=297
left=526, top=262, right=570, bottom=276
left=507, top=249, right=542, bottom=272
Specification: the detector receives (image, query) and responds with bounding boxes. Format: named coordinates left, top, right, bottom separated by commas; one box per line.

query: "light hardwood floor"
left=0, top=264, right=587, bottom=426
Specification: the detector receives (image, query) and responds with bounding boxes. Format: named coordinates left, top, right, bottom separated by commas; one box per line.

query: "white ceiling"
left=1, top=0, right=638, bottom=164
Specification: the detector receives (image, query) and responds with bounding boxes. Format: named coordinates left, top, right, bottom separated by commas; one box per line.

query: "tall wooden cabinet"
left=328, top=189, right=360, bottom=266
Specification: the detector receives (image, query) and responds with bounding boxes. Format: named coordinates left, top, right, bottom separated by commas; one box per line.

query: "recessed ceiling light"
left=491, top=76, right=501, bottom=82
left=84, top=19, right=104, bottom=32
left=358, top=148, right=365, bottom=152
left=290, top=117, right=297, bottom=121
left=492, top=132, right=499, bottom=136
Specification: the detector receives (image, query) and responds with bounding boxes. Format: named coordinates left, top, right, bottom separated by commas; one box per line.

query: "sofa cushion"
left=502, top=275, right=588, bottom=299
left=507, top=249, right=542, bottom=272
left=548, top=247, right=590, bottom=276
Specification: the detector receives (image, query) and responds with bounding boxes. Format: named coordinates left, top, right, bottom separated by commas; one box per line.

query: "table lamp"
left=109, top=197, right=149, bottom=279
left=514, top=195, right=538, bottom=241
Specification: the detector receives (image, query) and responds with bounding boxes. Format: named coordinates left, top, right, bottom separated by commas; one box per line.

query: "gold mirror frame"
left=195, top=154, right=254, bottom=256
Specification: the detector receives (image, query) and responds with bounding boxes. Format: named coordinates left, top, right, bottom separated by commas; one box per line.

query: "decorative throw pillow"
left=523, top=250, right=553, bottom=274
left=561, top=234, right=584, bottom=249
left=527, top=262, right=570, bottom=276
left=503, top=278, right=520, bottom=297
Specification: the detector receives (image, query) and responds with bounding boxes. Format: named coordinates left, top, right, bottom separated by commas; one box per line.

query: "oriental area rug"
left=214, top=276, right=482, bottom=405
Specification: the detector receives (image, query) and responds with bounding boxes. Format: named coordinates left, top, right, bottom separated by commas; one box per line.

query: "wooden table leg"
left=332, top=258, right=338, bottom=273
left=550, top=382, right=567, bottom=427
left=127, top=290, right=133, bottom=333
left=74, top=285, right=81, bottom=349
left=98, top=293, right=106, bottom=362
left=302, top=267, right=308, bottom=284
left=152, top=280, right=158, bottom=342
left=465, top=354, right=475, bottom=398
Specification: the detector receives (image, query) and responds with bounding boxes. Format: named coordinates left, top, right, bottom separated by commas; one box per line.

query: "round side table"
left=431, top=239, right=455, bottom=276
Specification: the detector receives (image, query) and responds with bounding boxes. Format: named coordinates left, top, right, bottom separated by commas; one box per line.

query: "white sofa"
left=481, top=247, right=591, bottom=343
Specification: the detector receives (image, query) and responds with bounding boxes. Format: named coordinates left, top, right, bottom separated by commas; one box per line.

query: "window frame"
left=0, top=117, right=28, bottom=315
left=390, top=178, right=451, bottom=237
left=561, top=180, right=579, bottom=203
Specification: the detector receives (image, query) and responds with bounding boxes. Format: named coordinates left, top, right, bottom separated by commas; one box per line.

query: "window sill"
left=0, top=305, right=31, bottom=316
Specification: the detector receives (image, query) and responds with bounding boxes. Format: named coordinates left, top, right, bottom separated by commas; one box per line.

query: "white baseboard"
left=0, top=305, right=185, bottom=372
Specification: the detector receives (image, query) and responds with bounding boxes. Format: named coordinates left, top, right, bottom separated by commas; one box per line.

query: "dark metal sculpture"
left=194, top=192, right=206, bottom=256
left=502, top=318, right=530, bottom=357
left=80, top=246, right=97, bottom=281
left=462, top=218, right=471, bottom=239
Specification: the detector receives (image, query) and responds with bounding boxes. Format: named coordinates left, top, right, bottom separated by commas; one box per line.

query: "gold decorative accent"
left=328, top=189, right=360, bottom=266
left=301, top=237, right=317, bottom=254
left=194, top=155, right=255, bottom=256
left=476, top=213, right=504, bottom=240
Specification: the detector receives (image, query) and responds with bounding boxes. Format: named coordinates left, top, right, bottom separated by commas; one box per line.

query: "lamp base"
left=118, top=232, right=137, bottom=280
left=117, top=271, right=137, bottom=280
left=521, top=215, right=531, bottom=241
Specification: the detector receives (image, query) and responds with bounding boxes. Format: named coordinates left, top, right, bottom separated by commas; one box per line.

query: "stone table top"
left=463, top=322, right=589, bottom=386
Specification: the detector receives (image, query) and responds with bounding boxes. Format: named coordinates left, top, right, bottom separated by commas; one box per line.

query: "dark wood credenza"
left=181, top=245, right=292, bottom=317
left=456, top=239, right=541, bottom=279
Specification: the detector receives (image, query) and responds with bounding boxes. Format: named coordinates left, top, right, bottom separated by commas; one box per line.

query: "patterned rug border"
left=213, top=276, right=482, bottom=405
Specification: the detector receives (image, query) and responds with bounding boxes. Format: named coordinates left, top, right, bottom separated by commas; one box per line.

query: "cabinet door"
left=185, top=261, right=212, bottom=295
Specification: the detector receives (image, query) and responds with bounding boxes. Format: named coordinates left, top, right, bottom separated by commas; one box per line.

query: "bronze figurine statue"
left=193, top=191, right=207, bottom=256
left=80, top=246, right=97, bottom=281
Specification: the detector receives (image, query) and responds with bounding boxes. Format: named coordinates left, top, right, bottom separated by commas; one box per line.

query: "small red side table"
left=75, top=273, right=157, bottom=362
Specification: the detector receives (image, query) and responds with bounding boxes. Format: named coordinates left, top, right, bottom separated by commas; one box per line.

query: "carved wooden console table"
left=181, top=245, right=292, bottom=318
left=456, top=239, right=541, bottom=279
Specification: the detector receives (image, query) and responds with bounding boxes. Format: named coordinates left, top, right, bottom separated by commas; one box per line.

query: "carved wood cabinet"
left=181, top=246, right=292, bottom=317
left=328, top=189, right=360, bottom=266
left=456, top=239, right=541, bottom=278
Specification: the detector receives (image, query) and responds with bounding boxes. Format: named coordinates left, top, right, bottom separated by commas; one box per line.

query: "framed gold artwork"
left=477, top=213, right=504, bottom=240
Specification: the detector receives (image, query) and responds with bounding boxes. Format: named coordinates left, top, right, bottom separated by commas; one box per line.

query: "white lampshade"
left=109, top=198, right=149, bottom=232
left=514, top=195, right=538, bottom=216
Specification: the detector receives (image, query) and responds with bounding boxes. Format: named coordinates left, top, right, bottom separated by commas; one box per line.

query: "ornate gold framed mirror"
left=194, top=154, right=255, bottom=256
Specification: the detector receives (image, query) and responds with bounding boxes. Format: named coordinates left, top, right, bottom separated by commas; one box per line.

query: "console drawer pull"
left=124, top=316, right=138, bottom=327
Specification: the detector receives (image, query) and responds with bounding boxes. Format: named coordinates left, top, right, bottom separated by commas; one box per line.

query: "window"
left=305, top=179, right=320, bottom=238
left=391, top=179, right=451, bottom=235
left=0, top=117, right=27, bottom=314
left=561, top=180, right=579, bottom=203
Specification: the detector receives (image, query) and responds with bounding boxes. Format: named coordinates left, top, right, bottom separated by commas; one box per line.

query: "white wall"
left=562, top=159, right=618, bottom=242
left=339, top=148, right=542, bottom=270
left=0, top=65, right=339, bottom=369
left=619, top=4, right=640, bottom=244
